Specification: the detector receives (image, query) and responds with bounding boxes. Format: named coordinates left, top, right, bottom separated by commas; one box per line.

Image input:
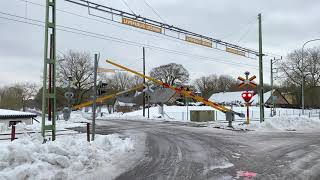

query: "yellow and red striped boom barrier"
left=73, top=84, right=144, bottom=109
left=106, top=59, right=244, bottom=117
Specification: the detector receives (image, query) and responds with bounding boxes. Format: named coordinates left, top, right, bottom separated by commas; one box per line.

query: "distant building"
left=0, top=109, right=37, bottom=126
left=208, top=90, right=291, bottom=107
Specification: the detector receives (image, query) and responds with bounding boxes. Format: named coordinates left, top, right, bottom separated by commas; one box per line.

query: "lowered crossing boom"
left=105, top=59, right=245, bottom=119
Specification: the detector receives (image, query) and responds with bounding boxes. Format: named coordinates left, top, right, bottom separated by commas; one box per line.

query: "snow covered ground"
left=0, top=111, right=144, bottom=180
left=0, top=133, right=139, bottom=180
left=98, top=105, right=320, bottom=132
left=209, top=115, right=320, bottom=132
left=0, top=111, right=90, bottom=135
left=99, top=105, right=320, bottom=121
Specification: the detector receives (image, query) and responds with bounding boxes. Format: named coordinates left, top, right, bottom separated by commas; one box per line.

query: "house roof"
left=209, top=90, right=274, bottom=104
left=0, top=109, right=37, bottom=119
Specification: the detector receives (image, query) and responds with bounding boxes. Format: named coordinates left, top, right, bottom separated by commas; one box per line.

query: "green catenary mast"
left=42, top=0, right=57, bottom=141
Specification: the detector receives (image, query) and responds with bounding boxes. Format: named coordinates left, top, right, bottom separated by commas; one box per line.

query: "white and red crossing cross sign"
left=238, top=74, right=257, bottom=88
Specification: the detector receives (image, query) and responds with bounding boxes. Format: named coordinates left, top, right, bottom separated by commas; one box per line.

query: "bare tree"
left=279, top=49, right=305, bottom=86
left=218, top=75, right=237, bottom=92
left=193, top=74, right=237, bottom=98
left=193, top=75, right=219, bottom=98
left=0, top=85, right=22, bottom=110
left=305, top=47, right=320, bottom=87
left=0, top=83, right=38, bottom=111
left=16, top=83, right=38, bottom=111
left=150, top=63, right=189, bottom=86
left=101, top=72, right=145, bottom=96
left=58, top=50, right=94, bottom=105
left=106, top=72, right=132, bottom=91
left=130, top=75, right=144, bottom=88
left=279, top=47, right=320, bottom=88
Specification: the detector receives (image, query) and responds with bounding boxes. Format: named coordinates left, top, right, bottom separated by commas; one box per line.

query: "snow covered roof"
left=0, top=109, right=37, bottom=119
left=209, top=90, right=273, bottom=104
left=116, top=101, right=136, bottom=107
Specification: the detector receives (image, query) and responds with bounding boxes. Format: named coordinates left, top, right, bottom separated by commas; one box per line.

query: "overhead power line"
left=64, top=0, right=259, bottom=58
left=0, top=11, right=269, bottom=71
left=142, top=0, right=166, bottom=23
left=120, top=0, right=136, bottom=15
left=13, top=0, right=279, bottom=59
left=219, top=17, right=256, bottom=40
left=11, top=0, right=236, bottom=57
left=237, top=19, right=256, bottom=44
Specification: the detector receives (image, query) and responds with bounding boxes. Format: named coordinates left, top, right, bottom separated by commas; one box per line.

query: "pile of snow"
left=0, top=133, right=136, bottom=180
left=256, top=116, right=320, bottom=131
left=68, top=112, right=91, bottom=123
left=211, top=115, right=320, bottom=132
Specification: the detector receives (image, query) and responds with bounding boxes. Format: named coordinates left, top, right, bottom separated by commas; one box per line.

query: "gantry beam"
left=65, top=0, right=258, bottom=58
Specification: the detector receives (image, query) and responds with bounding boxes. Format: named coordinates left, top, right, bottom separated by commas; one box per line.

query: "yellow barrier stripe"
left=106, top=59, right=231, bottom=113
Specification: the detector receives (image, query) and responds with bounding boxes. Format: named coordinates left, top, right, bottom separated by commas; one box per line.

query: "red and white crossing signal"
left=241, top=91, right=253, bottom=102
left=238, top=74, right=257, bottom=88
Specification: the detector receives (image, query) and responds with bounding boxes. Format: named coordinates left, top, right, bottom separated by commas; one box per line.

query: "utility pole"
left=42, top=0, right=56, bottom=141
left=270, top=57, right=282, bottom=117
left=258, top=13, right=264, bottom=123
left=270, top=58, right=274, bottom=117
left=143, top=47, right=146, bottom=117
left=148, top=94, right=150, bottom=118
left=91, top=54, right=98, bottom=141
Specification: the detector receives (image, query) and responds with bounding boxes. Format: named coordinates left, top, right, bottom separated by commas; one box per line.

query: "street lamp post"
left=301, top=39, right=320, bottom=115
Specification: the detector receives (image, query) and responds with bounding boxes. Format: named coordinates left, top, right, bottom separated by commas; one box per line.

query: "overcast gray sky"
left=0, top=0, right=320, bottom=87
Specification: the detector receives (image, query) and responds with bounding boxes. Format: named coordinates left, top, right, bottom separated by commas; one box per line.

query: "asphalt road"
left=75, top=119, right=320, bottom=180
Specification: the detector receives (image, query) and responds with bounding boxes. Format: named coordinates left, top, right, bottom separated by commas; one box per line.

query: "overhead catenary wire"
left=142, top=0, right=166, bottom=23
left=13, top=0, right=278, bottom=59
left=0, top=11, right=269, bottom=70
left=120, top=0, right=136, bottom=15
left=219, top=17, right=256, bottom=40
left=236, top=19, right=256, bottom=45
left=64, top=0, right=260, bottom=58
left=12, top=0, right=248, bottom=58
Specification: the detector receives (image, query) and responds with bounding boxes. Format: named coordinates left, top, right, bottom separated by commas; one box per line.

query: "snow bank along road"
left=74, top=119, right=320, bottom=180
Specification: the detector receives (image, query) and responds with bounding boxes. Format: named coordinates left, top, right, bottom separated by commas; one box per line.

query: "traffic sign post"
left=238, top=72, right=257, bottom=124
left=241, top=92, right=254, bottom=124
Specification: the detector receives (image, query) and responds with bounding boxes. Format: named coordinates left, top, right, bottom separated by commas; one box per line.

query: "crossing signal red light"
left=241, top=92, right=253, bottom=102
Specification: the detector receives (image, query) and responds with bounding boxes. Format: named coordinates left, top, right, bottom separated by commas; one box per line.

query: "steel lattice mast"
left=42, top=0, right=57, bottom=141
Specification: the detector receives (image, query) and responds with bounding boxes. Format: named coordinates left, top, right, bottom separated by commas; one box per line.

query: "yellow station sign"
left=226, top=47, right=246, bottom=57
left=122, top=17, right=162, bottom=33
left=185, top=36, right=212, bottom=48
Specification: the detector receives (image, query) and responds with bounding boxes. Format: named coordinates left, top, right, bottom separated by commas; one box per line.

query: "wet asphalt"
left=73, top=119, right=320, bottom=180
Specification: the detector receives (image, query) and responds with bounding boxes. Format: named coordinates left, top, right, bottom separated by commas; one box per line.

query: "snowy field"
left=0, top=112, right=144, bottom=180
left=98, top=105, right=320, bottom=132
left=100, top=105, right=320, bottom=121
